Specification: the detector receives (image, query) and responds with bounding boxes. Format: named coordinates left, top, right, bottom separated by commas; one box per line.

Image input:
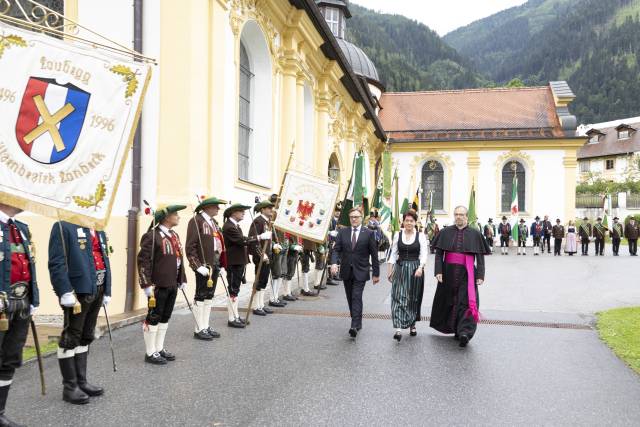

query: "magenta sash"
left=444, top=252, right=480, bottom=322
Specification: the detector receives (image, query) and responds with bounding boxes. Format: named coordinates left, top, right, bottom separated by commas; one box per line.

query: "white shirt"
left=200, top=211, right=220, bottom=252
left=350, top=226, right=361, bottom=245
left=158, top=225, right=181, bottom=268
left=229, top=217, right=240, bottom=227
left=388, top=230, right=428, bottom=268
left=0, top=209, right=13, bottom=224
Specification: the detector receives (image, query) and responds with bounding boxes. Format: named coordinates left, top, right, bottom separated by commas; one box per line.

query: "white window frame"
left=579, top=160, right=590, bottom=173
left=618, top=130, right=630, bottom=140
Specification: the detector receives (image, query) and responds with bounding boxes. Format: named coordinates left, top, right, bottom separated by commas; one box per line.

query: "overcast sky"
left=350, top=0, right=528, bottom=36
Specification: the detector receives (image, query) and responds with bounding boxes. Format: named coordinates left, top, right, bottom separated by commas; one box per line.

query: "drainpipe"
left=125, top=0, right=143, bottom=312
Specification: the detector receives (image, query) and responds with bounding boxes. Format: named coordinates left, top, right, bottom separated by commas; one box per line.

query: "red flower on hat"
left=144, top=207, right=151, bottom=215
left=200, top=195, right=206, bottom=200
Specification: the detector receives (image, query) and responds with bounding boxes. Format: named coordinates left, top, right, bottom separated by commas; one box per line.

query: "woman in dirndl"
left=387, top=209, right=429, bottom=342
left=565, top=220, right=578, bottom=255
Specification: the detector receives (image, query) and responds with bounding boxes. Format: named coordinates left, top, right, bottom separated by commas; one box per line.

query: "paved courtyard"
left=8, top=251, right=640, bottom=426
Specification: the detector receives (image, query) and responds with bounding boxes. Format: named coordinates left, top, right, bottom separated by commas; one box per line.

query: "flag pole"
left=244, top=140, right=295, bottom=325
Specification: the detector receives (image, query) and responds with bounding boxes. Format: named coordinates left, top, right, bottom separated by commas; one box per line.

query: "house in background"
left=577, top=117, right=640, bottom=183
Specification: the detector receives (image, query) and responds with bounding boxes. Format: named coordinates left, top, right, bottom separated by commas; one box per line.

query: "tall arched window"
left=501, top=160, right=526, bottom=212
left=238, top=42, right=252, bottom=181
left=238, top=21, right=272, bottom=186
left=421, top=160, right=444, bottom=212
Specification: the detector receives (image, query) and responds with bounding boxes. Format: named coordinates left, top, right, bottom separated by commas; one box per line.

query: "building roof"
left=336, top=39, right=381, bottom=85
left=289, top=0, right=386, bottom=141
left=577, top=119, right=640, bottom=160
left=379, top=85, right=574, bottom=142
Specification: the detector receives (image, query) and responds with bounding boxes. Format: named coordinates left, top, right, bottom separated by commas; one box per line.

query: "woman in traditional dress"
left=565, top=220, right=578, bottom=255
left=387, top=210, right=428, bottom=342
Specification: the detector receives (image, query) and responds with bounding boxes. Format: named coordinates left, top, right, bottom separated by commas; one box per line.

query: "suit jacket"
left=611, top=223, right=624, bottom=239
left=248, top=215, right=272, bottom=264
left=137, top=227, right=187, bottom=289
left=593, top=223, right=607, bottom=239
left=498, top=222, right=511, bottom=237
left=542, top=220, right=553, bottom=235
left=552, top=224, right=565, bottom=239
left=330, top=226, right=379, bottom=282
left=222, top=219, right=257, bottom=266
left=48, top=221, right=112, bottom=297
left=1, top=220, right=39, bottom=306
left=530, top=222, right=544, bottom=238
left=625, top=223, right=639, bottom=239
left=186, top=213, right=226, bottom=271
left=578, top=223, right=592, bottom=239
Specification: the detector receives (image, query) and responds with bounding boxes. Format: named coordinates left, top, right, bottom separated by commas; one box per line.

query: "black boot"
left=0, top=385, right=24, bottom=427
left=59, top=356, right=90, bottom=404
left=75, top=350, right=104, bottom=397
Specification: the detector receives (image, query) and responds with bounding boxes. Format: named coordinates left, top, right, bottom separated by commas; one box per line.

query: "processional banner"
left=274, top=171, right=339, bottom=244
left=0, top=20, right=151, bottom=229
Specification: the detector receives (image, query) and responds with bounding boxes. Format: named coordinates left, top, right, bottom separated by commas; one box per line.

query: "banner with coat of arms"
left=274, top=171, right=339, bottom=244
left=0, top=20, right=151, bottom=229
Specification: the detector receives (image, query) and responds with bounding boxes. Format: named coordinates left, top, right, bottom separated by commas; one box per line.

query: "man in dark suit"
left=330, top=207, right=380, bottom=338
left=137, top=204, right=187, bottom=365
left=49, top=220, right=112, bottom=403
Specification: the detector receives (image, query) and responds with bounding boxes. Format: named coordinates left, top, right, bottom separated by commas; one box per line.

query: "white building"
left=379, top=82, right=586, bottom=224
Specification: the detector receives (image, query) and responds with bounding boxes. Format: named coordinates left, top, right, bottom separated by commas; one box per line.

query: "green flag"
left=338, top=153, right=359, bottom=226
left=602, top=194, right=611, bottom=228
left=468, top=183, right=479, bottom=230
left=382, top=150, right=392, bottom=199
left=391, top=169, right=400, bottom=233
left=400, top=198, right=409, bottom=215
left=511, top=176, right=519, bottom=241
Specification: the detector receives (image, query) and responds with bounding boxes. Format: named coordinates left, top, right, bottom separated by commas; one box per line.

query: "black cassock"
left=430, top=225, right=490, bottom=340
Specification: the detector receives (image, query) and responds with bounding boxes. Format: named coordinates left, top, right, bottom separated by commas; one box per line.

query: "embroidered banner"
left=274, top=171, right=339, bottom=243
left=0, top=21, right=152, bottom=229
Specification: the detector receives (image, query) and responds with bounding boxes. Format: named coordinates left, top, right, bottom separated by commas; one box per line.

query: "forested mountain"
left=346, top=3, right=488, bottom=91
left=350, top=0, right=640, bottom=123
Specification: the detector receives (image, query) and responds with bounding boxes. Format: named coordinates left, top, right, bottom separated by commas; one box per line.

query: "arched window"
left=501, top=160, right=526, bottom=212
left=421, top=160, right=444, bottom=212
left=238, top=42, right=252, bottom=181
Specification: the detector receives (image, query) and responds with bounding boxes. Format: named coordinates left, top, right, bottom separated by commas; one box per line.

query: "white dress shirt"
left=388, top=230, right=428, bottom=268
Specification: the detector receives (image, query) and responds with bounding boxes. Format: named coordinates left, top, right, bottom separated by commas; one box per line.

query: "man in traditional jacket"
left=578, top=217, right=592, bottom=256
left=137, top=205, right=187, bottom=365
left=625, top=217, right=639, bottom=256
left=517, top=218, right=529, bottom=256
left=498, top=216, right=511, bottom=255
left=248, top=200, right=276, bottom=316
left=269, top=194, right=287, bottom=307
left=483, top=218, right=495, bottom=253
left=299, top=239, right=321, bottom=296
left=49, top=220, right=112, bottom=402
left=0, top=203, right=39, bottom=423
left=222, top=204, right=270, bottom=327
left=530, top=216, right=544, bottom=256
left=592, top=217, right=607, bottom=256
left=186, top=196, right=227, bottom=341
left=610, top=217, right=624, bottom=256
left=282, top=233, right=303, bottom=301
left=430, top=206, right=490, bottom=348
left=326, top=206, right=342, bottom=285
left=542, top=215, right=553, bottom=254
left=552, top=219, right=565, bottom=256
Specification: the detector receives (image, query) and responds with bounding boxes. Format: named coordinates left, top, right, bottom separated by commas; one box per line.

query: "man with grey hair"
left=430, top=205, right=490, bottom=347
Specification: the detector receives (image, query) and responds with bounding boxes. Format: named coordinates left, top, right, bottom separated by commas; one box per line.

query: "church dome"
left=336, top=38, right=381, bottom=85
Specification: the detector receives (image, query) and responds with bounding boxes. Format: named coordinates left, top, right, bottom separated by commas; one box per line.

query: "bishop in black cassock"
left=430, top=206, right=490, bottom=347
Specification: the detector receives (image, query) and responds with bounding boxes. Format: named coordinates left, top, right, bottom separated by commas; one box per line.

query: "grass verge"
left=597, top=307, right=640, bottom=374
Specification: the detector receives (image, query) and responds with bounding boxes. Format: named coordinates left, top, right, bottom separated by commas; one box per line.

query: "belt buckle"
left=96, top=270, right=106, bottom=286
left=9, top=281, right=29, bottom=299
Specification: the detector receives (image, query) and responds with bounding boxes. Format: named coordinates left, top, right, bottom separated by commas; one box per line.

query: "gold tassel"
left=0, top=313, right=8, bottom=332
left=73, top=300, right=82, bottom=315
left=148, top=293, right=156, bottom=308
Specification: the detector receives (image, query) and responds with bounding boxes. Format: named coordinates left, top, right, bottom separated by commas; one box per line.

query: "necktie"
left=351, top=227, right=357, bottom=249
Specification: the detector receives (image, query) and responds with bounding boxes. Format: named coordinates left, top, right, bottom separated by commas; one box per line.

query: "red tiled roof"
left=379, top=86, right=565, bottom=141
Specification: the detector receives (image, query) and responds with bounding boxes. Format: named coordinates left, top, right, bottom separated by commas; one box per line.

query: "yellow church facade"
left=14, top=0, right=385, bottom=315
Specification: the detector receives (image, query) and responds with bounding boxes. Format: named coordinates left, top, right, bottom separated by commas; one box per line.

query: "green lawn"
left=23, top=340, right=58, bottom=362
left=597, top=307, right=640, bottom=374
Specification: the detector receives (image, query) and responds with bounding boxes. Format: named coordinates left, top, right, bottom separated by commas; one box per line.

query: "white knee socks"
left=203, top=299, right=212, bottom=330
left=227, top=297, right=235, bottom=321
left=302, top=273, right=310, bottom=292
left=193, top=302, right=203, bottom=333
left=143, top=324, right=158, bottom=356
left=271, top=278, right=281, bottom=302
left=156, top=322, right=168, bottom=352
